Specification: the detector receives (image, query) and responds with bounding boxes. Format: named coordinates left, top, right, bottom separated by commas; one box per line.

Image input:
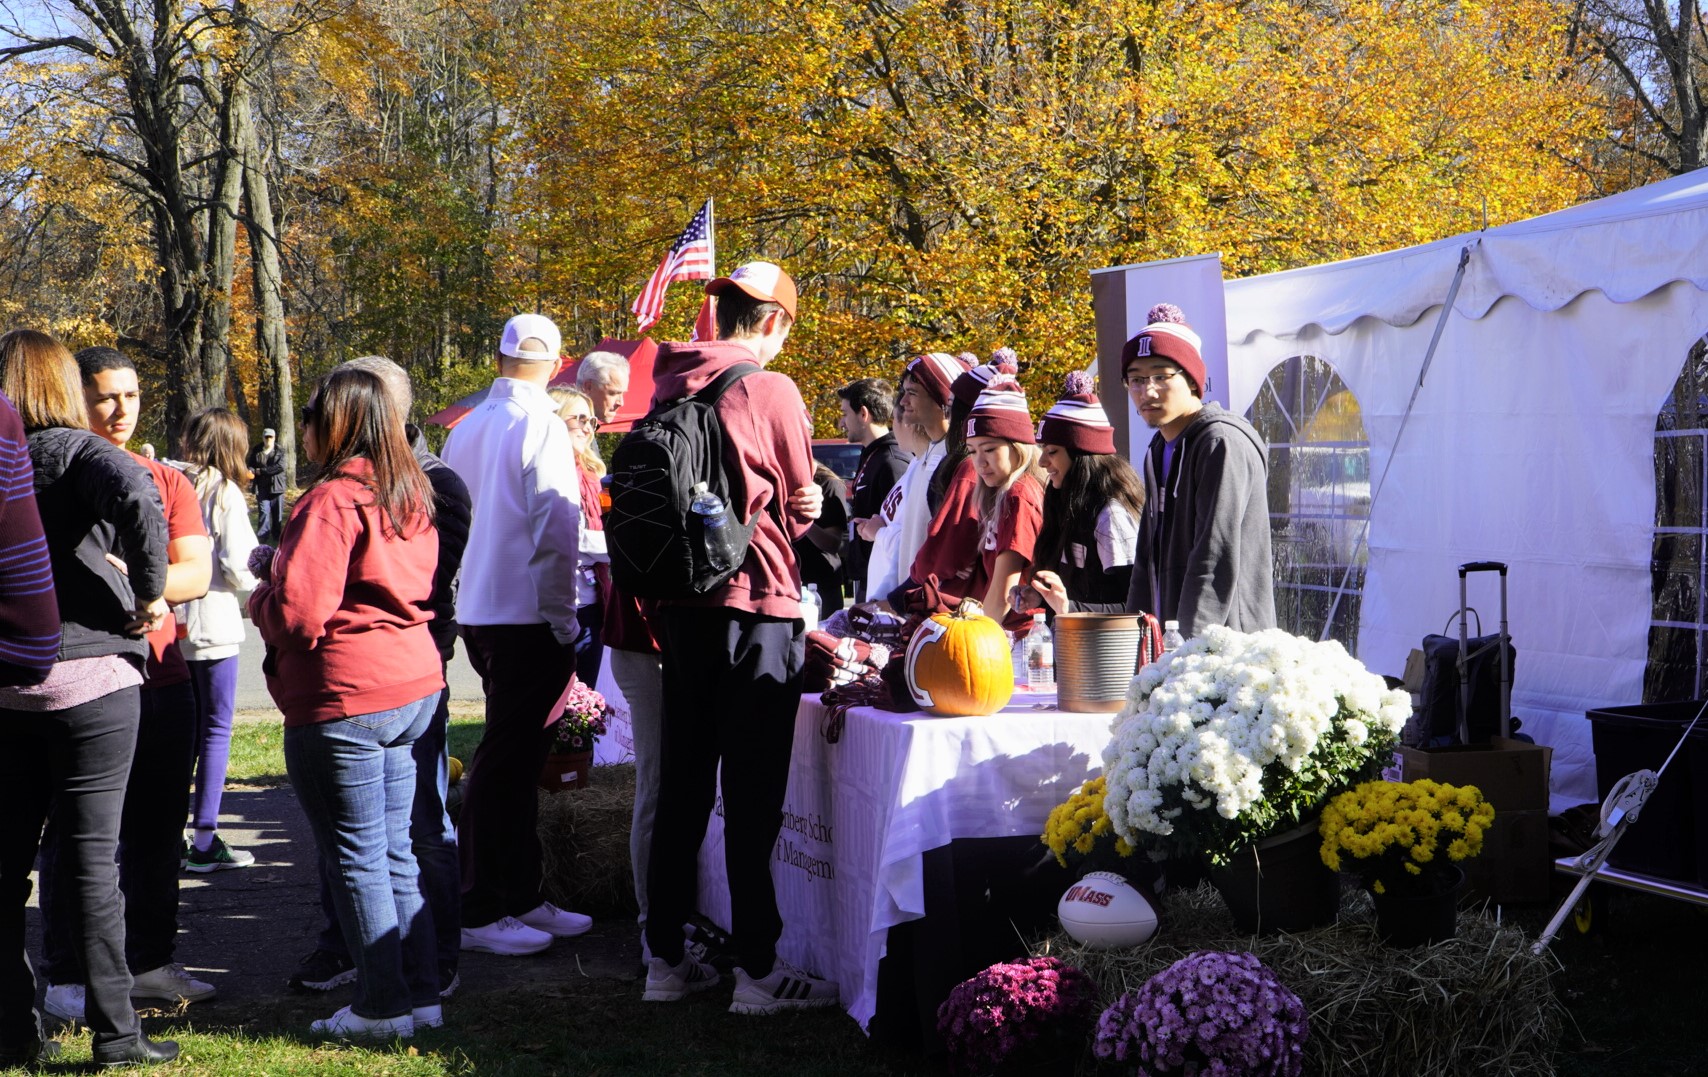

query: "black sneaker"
left=185, top=834, right=255, bottom=873
left=684, top=916, right=738, bottom=974
left=288, top=949, right=356, bottom=992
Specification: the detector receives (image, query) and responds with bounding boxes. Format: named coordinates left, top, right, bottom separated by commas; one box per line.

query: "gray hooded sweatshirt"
left=1125, top=402, right=1276, bottom=637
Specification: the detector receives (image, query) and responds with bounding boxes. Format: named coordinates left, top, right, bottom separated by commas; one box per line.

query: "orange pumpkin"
left=904, top=600, right=1015, bottom=716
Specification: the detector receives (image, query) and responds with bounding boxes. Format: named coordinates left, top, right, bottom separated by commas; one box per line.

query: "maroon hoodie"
left=650, top=340, right=815, bottom=620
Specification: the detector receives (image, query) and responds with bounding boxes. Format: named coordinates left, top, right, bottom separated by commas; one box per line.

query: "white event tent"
left=1216, top=168, right=1708, bottom=808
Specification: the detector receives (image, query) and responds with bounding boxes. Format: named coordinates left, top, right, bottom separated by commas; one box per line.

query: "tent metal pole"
left=1318, top=242, right=1477, bottom=645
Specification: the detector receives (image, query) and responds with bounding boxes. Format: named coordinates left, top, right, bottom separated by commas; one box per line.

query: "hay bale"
left=535, top=763, right=639, bottom=919
left=1038, top=883, right=1562, bottom=1077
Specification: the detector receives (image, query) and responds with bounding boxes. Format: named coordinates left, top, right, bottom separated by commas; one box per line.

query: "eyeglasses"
left=565, top=415, right=599, bottom=431
left=1123, top=370, right=1183, bottom=390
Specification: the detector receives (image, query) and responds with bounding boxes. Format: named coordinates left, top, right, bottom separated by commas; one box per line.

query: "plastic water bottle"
left=1161, top=619, right=1185, bottom=654
left=802, top=582, right=821, bottom=632
left=689, top=482, right=731, bottom=573
left=1010, top=631, right=1028, bottom=685
left=1026, top=612, right=1055, bottom=690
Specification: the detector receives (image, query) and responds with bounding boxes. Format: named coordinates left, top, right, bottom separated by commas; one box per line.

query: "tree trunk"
left=241, top=112, right=296, bottom=488
left=200, top=72, right=249, bottom=430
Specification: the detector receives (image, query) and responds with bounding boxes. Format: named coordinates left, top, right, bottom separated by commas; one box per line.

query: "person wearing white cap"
left=247, top=426, right=286, bottom=541
left=441, top=313, right=592, bottom=956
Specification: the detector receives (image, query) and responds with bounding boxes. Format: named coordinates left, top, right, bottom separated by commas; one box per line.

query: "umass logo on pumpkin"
left=903, top=599, right=1014, bottom=716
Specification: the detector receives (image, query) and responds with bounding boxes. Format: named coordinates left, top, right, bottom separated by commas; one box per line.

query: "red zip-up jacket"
left=649, top=340, right=815, bottom=620
left=249, top=460, right=443, bottom=726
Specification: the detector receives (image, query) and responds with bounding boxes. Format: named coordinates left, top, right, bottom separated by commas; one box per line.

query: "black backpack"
left=606, top=363, right=760, bottom=599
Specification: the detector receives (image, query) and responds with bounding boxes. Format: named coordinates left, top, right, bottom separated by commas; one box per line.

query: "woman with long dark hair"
left=175, top=408, right=260, bottom=870
left=1024, top=373, right=1145, bottom=615
left=0, top=328, right=176, bottom=1066
left=250, top=366, right=443, bottom=1040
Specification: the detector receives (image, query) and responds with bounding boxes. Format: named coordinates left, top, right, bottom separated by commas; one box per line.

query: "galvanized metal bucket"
left=1053, top=613, right=1142, bottom=713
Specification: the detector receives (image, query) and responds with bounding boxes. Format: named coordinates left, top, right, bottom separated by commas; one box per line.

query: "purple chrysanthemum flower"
left=1092, top=951, right=1307, bottom=1076
left=936, top=956, right=1097, bottom=1075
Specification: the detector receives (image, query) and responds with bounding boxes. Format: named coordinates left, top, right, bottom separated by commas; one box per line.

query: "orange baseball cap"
left=705, top=261, right=797, bottom=321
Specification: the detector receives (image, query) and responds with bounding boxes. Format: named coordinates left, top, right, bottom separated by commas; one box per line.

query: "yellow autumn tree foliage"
left=4, top=0, right=1615, bottom=434
left=490, top=0, right=1601, bottom=430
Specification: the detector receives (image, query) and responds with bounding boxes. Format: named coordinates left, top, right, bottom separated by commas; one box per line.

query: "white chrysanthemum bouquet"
left=1103, top=627, right=1411, bottom=865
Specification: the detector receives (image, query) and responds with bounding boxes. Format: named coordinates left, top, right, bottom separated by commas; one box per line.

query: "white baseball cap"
left=499, top=314, right=562, bottom=361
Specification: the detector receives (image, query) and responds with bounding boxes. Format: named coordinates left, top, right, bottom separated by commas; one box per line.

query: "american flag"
left=631, top=200, right=715, bottom=333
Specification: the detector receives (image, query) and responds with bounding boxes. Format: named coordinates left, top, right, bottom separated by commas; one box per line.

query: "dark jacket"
left=794, top=467, right=849, bottom=606
left=847, top=432, right=907, bottom=599
left=1126, top=403, right=1276, bottom=637
left=248, top=443, right=287, bottom=496
left=410, top=425, right=472, bottom=661
left=26, top=426, right=169, bottom=664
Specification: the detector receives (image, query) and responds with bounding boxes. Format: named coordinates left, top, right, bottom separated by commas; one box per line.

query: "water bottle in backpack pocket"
left=606, top=363, right=761, bottom=599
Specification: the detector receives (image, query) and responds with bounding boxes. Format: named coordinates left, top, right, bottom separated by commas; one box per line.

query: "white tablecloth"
left=695, top=690, right=1114, bottom=1030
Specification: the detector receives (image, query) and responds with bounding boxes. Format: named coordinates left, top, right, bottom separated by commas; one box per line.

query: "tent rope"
left=1319, top=242, right=1478, bottom=644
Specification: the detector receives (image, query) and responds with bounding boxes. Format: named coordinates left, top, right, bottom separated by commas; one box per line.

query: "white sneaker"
left=131, top=963, right=217, bottom=1003
left=729, top=961, right=840, bottom=1015
left=459, top=916, right=552, bottom=955
left=413, top=1003, right=443, bottom=1029
left=517, top=901, right=593, bottom=938
left=42, top=983, right=84, bottom=1023
left=642, top=954, right=721, bottom=1002
left=310, top=1005, right=413, bottom=1041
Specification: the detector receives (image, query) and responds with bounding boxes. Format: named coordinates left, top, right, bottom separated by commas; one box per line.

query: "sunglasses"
left=300, top=402, right=318, bottom=426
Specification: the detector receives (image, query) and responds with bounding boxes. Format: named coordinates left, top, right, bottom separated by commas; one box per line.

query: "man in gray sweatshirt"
left=1122, top=304, right=1276, bottom=637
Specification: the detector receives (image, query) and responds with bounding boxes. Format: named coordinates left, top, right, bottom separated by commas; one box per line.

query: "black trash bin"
left=1583, top=701, right=1708, bottom=883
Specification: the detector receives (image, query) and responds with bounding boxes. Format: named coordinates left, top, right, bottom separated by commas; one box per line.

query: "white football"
left=1057, top=871, right=1159, bottom=948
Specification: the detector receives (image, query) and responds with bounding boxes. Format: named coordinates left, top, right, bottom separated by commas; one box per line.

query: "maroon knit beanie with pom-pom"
left=966, top=372, right=1034, bottom=444
left=1038, top=370, right=1116, bottom=454
left=1122, top=303, right=1205, bottom=396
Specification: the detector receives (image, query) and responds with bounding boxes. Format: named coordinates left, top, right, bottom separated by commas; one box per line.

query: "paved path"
left=161, top=782, right=640, bottom=1030
left=24, top=630, right=640, bottom=1034
left=234, top=621, right=486, bottom=712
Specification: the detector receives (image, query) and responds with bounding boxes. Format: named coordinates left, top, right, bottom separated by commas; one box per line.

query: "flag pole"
left=704, top=197, right=716, bottom=275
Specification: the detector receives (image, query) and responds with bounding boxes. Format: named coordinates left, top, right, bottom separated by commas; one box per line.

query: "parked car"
left=812, top=439, right=862, bottom=483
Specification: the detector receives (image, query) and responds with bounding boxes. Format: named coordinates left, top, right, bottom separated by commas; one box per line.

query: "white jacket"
left=175, top=466, right=260, bottom=661
left=443, top=377, right=582, bottom=643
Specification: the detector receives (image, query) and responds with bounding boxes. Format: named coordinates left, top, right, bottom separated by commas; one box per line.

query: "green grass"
left=5, top=981, right=931, bottom=1076
left=228, top=709, right=487, bottom=787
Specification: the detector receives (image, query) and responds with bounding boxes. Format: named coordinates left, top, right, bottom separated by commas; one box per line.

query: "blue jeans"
left=317, top=682, right=460, bottom=981
left=256, top=495, right=284, bottom=543
left=285, top=692, right=440, bottom=1018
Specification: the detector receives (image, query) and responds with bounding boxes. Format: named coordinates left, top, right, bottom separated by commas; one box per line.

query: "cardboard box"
left=1462, top=809, right=1552, bottom=905
left=1398, top=736, right=1552, bottom=813
left=1402, top=648, right=1428, bottom=692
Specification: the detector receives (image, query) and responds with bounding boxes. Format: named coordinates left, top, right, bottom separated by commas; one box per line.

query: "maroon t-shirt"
left=138, top=453, right=205, bottom=688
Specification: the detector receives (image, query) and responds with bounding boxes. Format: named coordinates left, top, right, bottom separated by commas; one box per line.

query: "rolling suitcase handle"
left=1457, top=562, right=1510, bottom=742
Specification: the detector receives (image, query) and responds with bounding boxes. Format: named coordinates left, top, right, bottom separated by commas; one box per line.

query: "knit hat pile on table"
left=967, top=372, right=1034, bottom=444
left=1038, top=370, right=1115, bottom=454
left=1121, top=303, right=1205, bottom=396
